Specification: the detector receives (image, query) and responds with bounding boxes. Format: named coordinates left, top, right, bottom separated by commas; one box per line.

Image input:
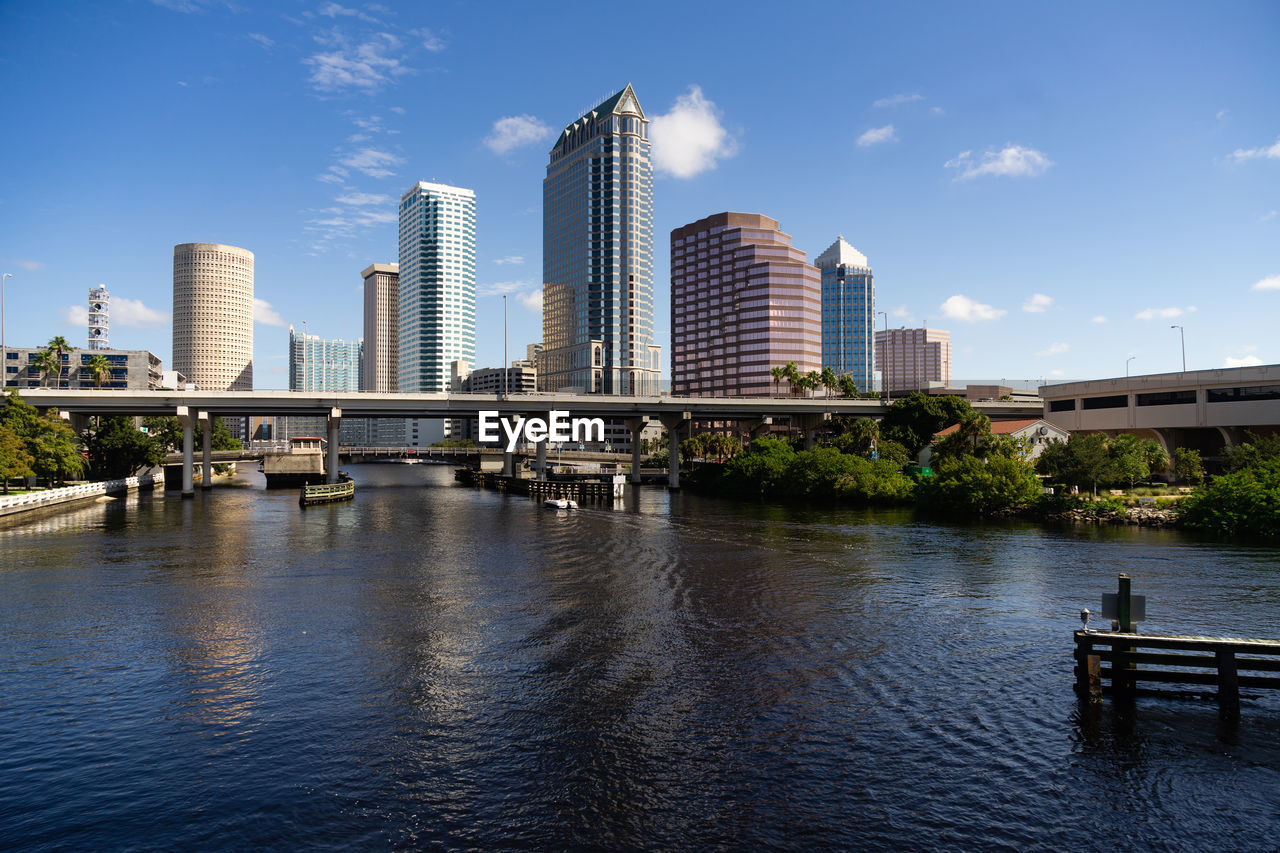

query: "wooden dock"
left=453, top=468, right=623, bottom=503
left=300, top=477, right=355, bottom=506
left=1074, top=574, right=1280, bottom=714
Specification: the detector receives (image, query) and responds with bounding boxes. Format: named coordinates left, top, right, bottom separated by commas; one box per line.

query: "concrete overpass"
left=1040, top=363, right=1280, bottom=460
left=19, top=389, right=1042, bottom=494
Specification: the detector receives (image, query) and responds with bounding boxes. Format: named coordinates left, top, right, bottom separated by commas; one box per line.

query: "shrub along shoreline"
left=674, top=393, right=1280, bottom=541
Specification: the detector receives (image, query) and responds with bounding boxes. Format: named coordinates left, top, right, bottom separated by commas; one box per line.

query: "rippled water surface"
left=2, top=464, right=1279, bottom=850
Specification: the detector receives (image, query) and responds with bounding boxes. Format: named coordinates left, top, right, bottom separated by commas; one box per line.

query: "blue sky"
left=1, top=0, right=1277, bottom=389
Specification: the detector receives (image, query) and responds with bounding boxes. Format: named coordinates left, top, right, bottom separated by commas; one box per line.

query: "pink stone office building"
left=670, top=213, right=822, bottom=397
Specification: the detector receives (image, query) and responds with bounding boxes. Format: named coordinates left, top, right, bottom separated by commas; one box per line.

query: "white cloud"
left=1216, top=109, right=1228, bottom=120
left=945, top=145, right=1053, bottom=180
left=112, top=297, right=169, bottom=328
left=939, top=294, right=1006, bottom=322
left=649, top=85, right=739, bottom=179
left=889, top=305, right=912, bottom=318
left=1050, top=369, right=1065, bottom=377
left=493, top=255, right=524, bottom=266
left=484, top=115, right=552, bottom=155
left=62, top=296, right=168, bottom=329
left=1091, top=315, right=1108, bottom=324
left=1228, top=138, right=1280, bottom=163
left=335, top=191, right=391, bottom=206
left=247, top=32, right=275, bottom=49
left=1135, top=306, right=1193, bottom=320
left=1022, top=293, right=1053, bottom=313
left=873, top=93, right=923, bottom=108
left=318, top=2, right=379, bottom=23
left=516, top=289, right=542, bottom=313
left=930, top=106, right=945, bottom=116
left=304, top=32, right=408, bottom=92
left=14, top=259, right=45, bottom=271
left=254, top=298, right=286, bottom=326
left=1224, top=355, right=1264, bottom=368
left=1261, top=210, right=1278, bottom=223
left=316, top=172, right=345, bottom=184
left=477, top=280, right=532, bottom=297
left=389, top=106, right=405, bottom=115
left=856, top=125, right=896, bottom=147
left=1036, top=342, right=1070, bottom=357
left=339, top=147, right=402, bottom=178
left=410, top=27, right=446, bottom=52
left=1251, top=274, right=1280, bottom=291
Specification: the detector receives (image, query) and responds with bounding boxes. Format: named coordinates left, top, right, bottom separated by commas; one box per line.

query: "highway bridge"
left=21, top=388, right=1043, bottom=495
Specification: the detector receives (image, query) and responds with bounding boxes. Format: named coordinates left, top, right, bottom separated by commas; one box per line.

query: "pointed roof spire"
left=814, top=235, right=869, bottom=269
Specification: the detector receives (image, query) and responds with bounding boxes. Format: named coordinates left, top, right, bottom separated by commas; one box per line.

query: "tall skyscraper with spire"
left=816, top=236, right=875, bottom=392
left=539, top=83, right=661, bottom=394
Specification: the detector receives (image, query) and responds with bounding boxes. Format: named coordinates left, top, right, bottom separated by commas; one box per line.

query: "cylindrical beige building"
left=173, top=242, right=254, bottom=390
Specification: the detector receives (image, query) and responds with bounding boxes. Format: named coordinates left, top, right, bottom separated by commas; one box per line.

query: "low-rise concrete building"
left=4, top=347, right=163, bottom=390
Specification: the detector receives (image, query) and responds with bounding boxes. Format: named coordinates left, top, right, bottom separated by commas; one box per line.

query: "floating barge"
left=454, top=468, right=625, bottom=503
left=300, top=474, right=355, bottom=506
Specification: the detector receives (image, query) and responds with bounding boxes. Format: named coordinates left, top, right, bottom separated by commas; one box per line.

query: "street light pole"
left=1, top=272, right=10, bottom=357
left=878, top=311, right=889, bottom=403
left=503, top=294, right=508, bottom=398
left=1126, top=356, right=1136, bottom=377
left=1170, top=325, right=1185, bottom=372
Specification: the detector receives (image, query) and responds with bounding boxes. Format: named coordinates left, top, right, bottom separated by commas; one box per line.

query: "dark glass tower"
left=539, top=84, right=661, bottom=394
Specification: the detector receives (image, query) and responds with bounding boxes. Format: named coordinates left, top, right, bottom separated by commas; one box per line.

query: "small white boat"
left=543, top=498, right=579, bottom=510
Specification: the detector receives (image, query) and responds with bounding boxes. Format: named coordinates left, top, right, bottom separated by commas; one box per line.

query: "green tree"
left=820, top=366, right=838, bottom=399
left=720, top=437, right=796, bottom=499
left=1174, top=447, right=1205, bottom=485
left=770, top=365, right=785, bottom=397
left=1178, top=458, right=1280, bottom=538
left=28, top=414, right=85, bottom=485
left=1108, top=433, right=1149, bottom=488
left=930, top=409, right=993, bottom=462
left=210, top=417, right=242, bottom=451
left=0, top=391, right=43, bottom=440
left=82, top=416, right=164, bottom=479
left=1140, top=439, right=1169, bottom=478
left=1224, top=432, right=1280, bottom=472
left=31, top=349, right=59, bottom=387
left=84, top=354, right=113, bottom=388
left=142, top=416, right=184, bottom=453
left=783, top=361, right=800, bottom=396
left=803, top=370, right=821, bottom=398
left=45, top=335, right=73, bottom=386
left=919, top=454, right=1042, bottom=515
left=880, top=393, right=973, bottom=456
left=0, top=423, right=34, bottom=493
left=837, top=374, right=858, bottom=398
left=832, top=417, right=879, bottom=457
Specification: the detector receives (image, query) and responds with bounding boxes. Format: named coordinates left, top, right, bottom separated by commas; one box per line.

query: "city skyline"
left=1, top=1, right=1278, bottom=387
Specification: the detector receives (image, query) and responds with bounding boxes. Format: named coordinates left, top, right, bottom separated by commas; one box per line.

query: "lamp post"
left=878, top=311, right=889, bottom=403
left=1, top=272, right=10, bottom=357
left=503, top=294, right=508, bottom=398
left=1170, top=325, right=1185, bottom=372
left=1126, top=356, right=1136, bottom=377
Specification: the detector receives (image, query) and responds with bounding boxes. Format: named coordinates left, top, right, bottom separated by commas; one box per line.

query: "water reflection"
left=0, top=462, right=1278, bottom=851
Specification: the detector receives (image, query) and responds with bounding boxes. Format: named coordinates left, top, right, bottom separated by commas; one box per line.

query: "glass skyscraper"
left=397, top=181, right=476, bottom=393
left=816, top=236, right=875, bottom=392
left=288, top=326, right=363, bottom=392
left=539, top=83, right=661, bottom=394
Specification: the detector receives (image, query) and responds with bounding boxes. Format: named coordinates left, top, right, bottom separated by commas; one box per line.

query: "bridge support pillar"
left=200, top=412, right=213, bottom=489
left=176, top=406, right=194, bottom=498
left=660, top=412, right=689, bottom=491
left=502, top=450, right=514, bottom=477
left=795, top=413, right=831, bottom=451
left=625, top=416, right=649, bottom=484
left=326, top=408, right=341, bottom=484
left=535, top=440, right=547, bottom=480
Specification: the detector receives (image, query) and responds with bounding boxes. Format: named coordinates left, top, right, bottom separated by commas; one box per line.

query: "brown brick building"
left=670, top=212, right=821, bottom=397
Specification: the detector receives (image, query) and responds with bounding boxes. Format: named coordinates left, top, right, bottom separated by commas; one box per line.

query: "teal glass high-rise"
left=817, top=236, right=875, bottom=392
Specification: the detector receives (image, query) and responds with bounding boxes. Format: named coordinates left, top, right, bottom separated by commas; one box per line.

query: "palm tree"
left=783, top=362, right=800, bottom=396
left=805, top=371, right=821, bottom=398
left=31, top=350, right=58, bottom=387
left=46, top=335, right=72, bottom=386
left=84, top=354, right=112, bottom=388
left=770, top=365, right=785, bottom=397
left=838, top=374, right=858, bottom=398
left=821, top=366, right=838, bottom=399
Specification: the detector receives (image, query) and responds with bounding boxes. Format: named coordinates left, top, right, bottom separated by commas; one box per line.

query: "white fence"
left=0, top=472, right=165, bottom=515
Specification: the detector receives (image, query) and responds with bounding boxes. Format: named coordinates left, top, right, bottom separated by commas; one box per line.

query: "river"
left=2, top=463, right=1278, bottom=850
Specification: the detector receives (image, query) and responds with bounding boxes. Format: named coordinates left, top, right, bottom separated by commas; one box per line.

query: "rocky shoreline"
left=1029, top=505, right=1181, bottom=528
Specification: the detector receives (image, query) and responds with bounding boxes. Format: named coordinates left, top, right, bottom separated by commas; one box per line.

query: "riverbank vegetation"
left=1177, top=434, right=1280, bottom=538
